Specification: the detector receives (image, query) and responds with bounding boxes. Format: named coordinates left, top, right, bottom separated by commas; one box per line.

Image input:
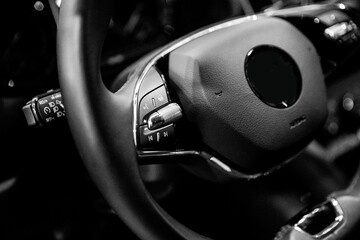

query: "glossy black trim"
left=245, top=45, right=302, bottom=108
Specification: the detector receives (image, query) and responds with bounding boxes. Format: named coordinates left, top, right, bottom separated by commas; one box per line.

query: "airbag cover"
left=169, top=17, right=326, bottom=173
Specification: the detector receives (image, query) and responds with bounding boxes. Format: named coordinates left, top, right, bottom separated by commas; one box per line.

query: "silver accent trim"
left=294, top=198, right=344, bottom=239
left=132, top=3, right=342, bottom=180
left=138, top=150, right=200, bottom=160
left=31, top=98, right=40, bottom=124
left=138, top=150, right=294, bottom=180
left=147, top=103, right=182, bottom=130
left=264, top=3, right=341, bottom=17
left=209, top=157, right=232, bottom=173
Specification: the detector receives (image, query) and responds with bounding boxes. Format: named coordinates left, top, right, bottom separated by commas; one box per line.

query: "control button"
left=22, top=89, right=66, bottom=127
left=37, top=91, right=65, bottom=123
left=139, top=124, right=175, bottom=149
left=317, top=10, right=350, bottom=26
left=138, top=67, right=165, bottom=100
left=22, top=102, right=37, bottom=127
left=148, top=103, right=182, bottom=130
left=139, top=86, right=169, bottom=124
left=340, top=92, right=360, bottom=131
left=324, top=21, right=360, bottom=44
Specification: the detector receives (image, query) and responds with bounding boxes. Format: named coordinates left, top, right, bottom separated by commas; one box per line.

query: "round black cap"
left=245, top=45, right=302, bottom=108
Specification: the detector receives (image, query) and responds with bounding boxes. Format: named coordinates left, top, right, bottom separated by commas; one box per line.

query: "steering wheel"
left=57, top=0, right=360, bottom=239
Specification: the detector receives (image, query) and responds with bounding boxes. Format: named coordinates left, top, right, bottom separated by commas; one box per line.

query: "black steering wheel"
left=57, top=0, right=360, bottom=239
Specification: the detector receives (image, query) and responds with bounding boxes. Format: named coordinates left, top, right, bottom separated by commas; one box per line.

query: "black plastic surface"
left=138, top=67, right=165, bottom=101
left=139, top=86, right=169, bottom=124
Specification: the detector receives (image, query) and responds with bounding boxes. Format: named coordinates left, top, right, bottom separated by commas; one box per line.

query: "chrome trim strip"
left=294, top=198, right=344, bottom=239
left=293, top=225, right=307, bottom=235
left=263, top=3, right=338, bottom=17
left=30, top=97, right=41, bottom=126
left=209, top=157, right=232, bottom=173
left=138, top=150, right=201, bottom=159
left=132, top=3, right=341, bottom=179
left=138, top=149, right=294, bottom=180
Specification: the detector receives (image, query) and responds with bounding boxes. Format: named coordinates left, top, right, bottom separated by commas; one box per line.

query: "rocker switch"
left=147, top=103, right=182, bottom=130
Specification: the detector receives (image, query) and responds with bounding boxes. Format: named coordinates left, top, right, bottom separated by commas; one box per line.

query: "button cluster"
left=318, top=10, right=360, bottom=45
left=324, top=21, right=359, bottom=44
left=23, top=89, right=66, bottom=127
left=139, top=86, right=168, bottom=124
left=139, top=124, right=175, bottom=149
left=137, top=67, right=176, bottom=150
left=37, top=91, right=65, bottom=124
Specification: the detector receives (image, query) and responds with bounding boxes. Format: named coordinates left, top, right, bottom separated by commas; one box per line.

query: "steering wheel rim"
left=57, top=0, right=207, bottom=239
left=57, top=0, right=360, bottom=239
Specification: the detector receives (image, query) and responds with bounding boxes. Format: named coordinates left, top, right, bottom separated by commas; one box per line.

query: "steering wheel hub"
left=169, top=17, right=327, bottom=173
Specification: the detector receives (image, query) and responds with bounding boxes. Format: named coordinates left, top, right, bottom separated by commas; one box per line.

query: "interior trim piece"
left=294, top=198, right=344, bottom=239
left=138, top=150, right=296, bottom=180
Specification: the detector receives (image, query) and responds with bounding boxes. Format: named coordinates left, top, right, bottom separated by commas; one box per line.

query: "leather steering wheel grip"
left=57, top=0, right=207, bottom=239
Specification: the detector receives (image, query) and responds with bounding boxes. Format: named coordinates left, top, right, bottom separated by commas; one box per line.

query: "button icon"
left=49, top=102, right=55, bottom=107
left=45, top=117, right=54, bottom=122
left=139, top=124, right=175, bottom=150
left=38, top=99, right=48, bottom=105
left=143, top=103, right=149, bottom=110
left=156, top=132, right=160, bottom=142
left=56, top=112, right=64, bottom=118
left=138, top=86, right=168, bottom=124
left=51, top=93, right=61, bottom=99
left=163, top=131, right=169, bottom=138
left=44, top=107, right=51, bottom=115
left=157, top=94, right=164, bottom=102
left=53, top=106, right=59, bottom=113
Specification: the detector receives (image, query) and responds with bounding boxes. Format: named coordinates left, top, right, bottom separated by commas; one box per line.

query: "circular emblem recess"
left=245, top=45, right=302, bottom=108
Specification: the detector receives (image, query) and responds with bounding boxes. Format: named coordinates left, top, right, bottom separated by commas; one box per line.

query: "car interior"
left=2, top=0, right=360, bottom=239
